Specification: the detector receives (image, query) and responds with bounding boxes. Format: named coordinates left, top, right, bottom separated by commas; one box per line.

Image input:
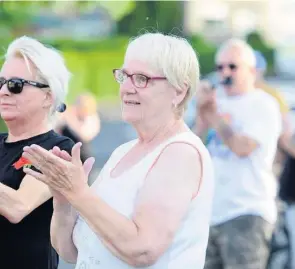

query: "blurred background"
left=1, top=1, right=295, bottom=268
left=1, top=0, right=295, bottom=171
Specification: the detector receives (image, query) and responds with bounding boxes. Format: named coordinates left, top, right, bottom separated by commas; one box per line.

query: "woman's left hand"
left=22, top=142, right=88, bottom=200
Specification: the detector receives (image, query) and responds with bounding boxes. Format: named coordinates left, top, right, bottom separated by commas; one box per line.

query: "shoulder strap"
left=144, top=139, right=203, bottom=199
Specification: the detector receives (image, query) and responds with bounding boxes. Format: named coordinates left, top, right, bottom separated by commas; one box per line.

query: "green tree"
left=246, top=31, right=275, bottom=75
left=118, top=1, right=184, bottom=36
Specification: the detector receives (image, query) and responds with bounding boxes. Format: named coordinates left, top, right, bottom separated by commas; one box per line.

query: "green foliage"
left=188, top=35, right=217, bottom=76
left=43, top=36, right=130, bottom=51
left=99, top=1, right=136, bottom=21
left=246, top=31, right=275, bottom=75
left=63, top=50, right=125, bottom=103
left=189, top=35, right=216, bottom=53
left=0, top=2, right=33, bottom=36
left=118, top=1, right=184, bottom=36
left=0, top=119, right=7, bottom=133
left=247, top=31, right=269, bottom=49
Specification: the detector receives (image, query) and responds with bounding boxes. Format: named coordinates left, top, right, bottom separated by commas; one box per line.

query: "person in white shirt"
left=197, top=38, right=282, bottom=269
left=21, top=32, right=215, bottom=269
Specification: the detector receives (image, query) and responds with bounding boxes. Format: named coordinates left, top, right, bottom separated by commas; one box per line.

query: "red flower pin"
left=13, top=156, right=32, bottom=170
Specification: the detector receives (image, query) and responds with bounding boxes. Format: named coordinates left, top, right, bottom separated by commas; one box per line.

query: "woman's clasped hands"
left=22, top=142, right=95, bottom=202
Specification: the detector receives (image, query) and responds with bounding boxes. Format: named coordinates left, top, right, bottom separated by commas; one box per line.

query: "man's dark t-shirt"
left=0, top=130, right=74, bottom=269
left=279, top=156, right=295, bottom=203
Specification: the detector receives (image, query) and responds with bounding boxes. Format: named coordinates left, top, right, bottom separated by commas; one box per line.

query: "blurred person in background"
left=255, top=50, right=289, bottom=117
left=253, top=50, right=293, bottom=269
left=254, top=51, right=295, bottom=168
left=55, top=92, right=100, bottom=162
left=22, top=32, right=214, bottom=269
left=197, top=38, right=282, bottom=269
left=0, top=36, right=74, bottom=268
left=254, top=50, right=295, bottom=269
left=276, top=130, right=295, bottom=269
left=259, top=46, right=295, bottom=267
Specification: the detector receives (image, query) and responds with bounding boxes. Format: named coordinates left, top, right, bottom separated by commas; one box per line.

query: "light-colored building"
left=183, top=0, right=295, bottom=76
left=183, top=0, right=295, bottom=45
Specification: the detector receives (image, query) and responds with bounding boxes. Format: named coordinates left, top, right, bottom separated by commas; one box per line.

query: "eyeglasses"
left=113, top=69, right=166, bottom=89
left=0, top=77, right=49, bottom=94
left=216, top=63, right=238, bottom=72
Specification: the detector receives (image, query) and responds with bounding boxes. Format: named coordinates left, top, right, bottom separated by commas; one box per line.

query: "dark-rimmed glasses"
left=0, top=77, right=49, bottom=94
left=216, top=63, right=238, bottom=72
left=113, top=69, right=166, bottom=89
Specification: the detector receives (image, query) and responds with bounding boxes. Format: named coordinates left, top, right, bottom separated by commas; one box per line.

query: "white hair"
left=215, top=38, right=256, bottom=67
left=5, top=36, right=71, bottom=116
left=124, top=32, right=200, bottom=115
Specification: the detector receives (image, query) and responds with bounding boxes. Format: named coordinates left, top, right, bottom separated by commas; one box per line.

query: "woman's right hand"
left=49, top=146, right=95, bottom=204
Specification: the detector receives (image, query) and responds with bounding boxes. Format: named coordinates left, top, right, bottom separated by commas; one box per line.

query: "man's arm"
left=277, top=113, right=295, bottom=158
left=0, top=175, right=52, bottom=223
left=194, top=80, right=216, bottom=143
left=211, top=116, right=258, bottom=157
left=279, top=131, right=295, bottom=158
left=195, top=114, right=209, bottom=143
left=211, top=97, right=282, bottom=158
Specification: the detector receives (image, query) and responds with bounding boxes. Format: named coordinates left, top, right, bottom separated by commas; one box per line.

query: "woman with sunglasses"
left=0, top=36, right=76, bottom=269
left=22, top=33, right=214, bottom=269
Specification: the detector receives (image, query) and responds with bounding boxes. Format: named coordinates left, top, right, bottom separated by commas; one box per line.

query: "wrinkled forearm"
left=51, top=200, right=78, bottom=264
left=0, top=183, right=28, bottom=223
left=66, top=187, right=154, bottom=267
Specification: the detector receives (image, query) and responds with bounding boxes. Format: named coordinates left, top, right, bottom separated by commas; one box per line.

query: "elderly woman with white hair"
left=0, top=36, right=78, bottom=269
left=23, top=33, right=214, bottom=269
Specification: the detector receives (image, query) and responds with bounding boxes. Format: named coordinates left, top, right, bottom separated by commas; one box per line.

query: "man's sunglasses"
left=216, top=63, right=238, bottom=72
left=0, top=77, right=49, bottom=94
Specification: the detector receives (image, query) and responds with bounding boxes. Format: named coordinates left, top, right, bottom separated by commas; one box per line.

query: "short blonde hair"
left=124, top=32, right=200, bottom=116
left=5, top=36, right=71, bottom=116
left=215, top=38, right=256, bottom=67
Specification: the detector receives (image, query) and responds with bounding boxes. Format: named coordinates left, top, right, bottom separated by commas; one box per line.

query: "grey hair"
left=215, top=38, right=256, bottom=67
left=5, top=36, right=71, bottom=117
left=124, top=32, right=200, bottom=117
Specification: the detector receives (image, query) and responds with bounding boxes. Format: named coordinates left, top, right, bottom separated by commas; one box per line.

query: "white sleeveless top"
left=73, top=132, right=214, bottom=269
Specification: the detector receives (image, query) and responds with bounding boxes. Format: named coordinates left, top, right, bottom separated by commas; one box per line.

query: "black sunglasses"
left=113, top=69, right=166, bottom=89
left=216, top=63, right=238, bottom=72
left=0, top=77, right=49, bottom=94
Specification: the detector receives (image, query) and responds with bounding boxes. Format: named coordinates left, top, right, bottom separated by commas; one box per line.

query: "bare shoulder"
left=157, top=139, right=202, bottom=165
left=145, top=139, right=203, bottom=190
left=136, top=140, right=203, bottom=209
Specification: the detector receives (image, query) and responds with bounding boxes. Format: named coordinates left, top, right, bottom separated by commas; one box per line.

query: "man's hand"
left=196, top=80, right=218, bottom=126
